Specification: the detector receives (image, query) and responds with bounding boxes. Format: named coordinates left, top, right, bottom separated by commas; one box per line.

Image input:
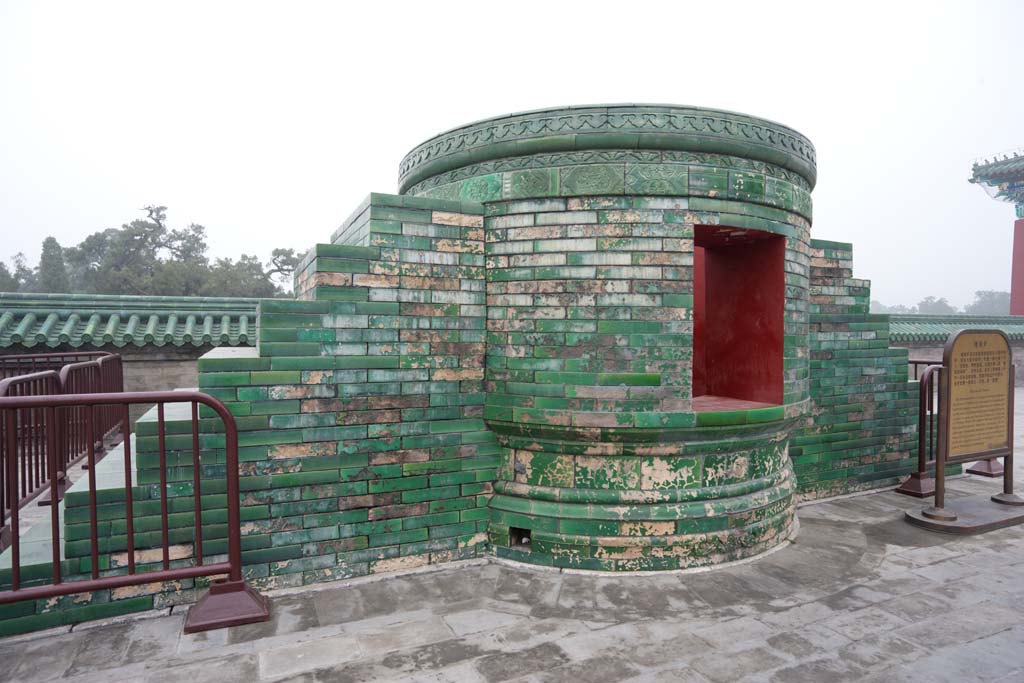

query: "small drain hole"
left=509, top=527, right=531, bottom=551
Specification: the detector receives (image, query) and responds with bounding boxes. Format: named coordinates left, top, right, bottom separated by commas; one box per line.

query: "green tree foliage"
left=5, top=254, right=36, bottom=292
left=204, top=255, right=281, bottom=298
left=964, top=290, right=1011, bottom=316
left=0, top=262, right=18, bottom=292
left=2, top=206, right=299, bottom=297
left=63, top=206, right=212, bottom=295
left=267, top=248, right=301, bottom=285
left=37, top=236, right=70, bottom=293
left=916, top=296, right=959, bottom=315
left=871, top=300, right=918, bottom=314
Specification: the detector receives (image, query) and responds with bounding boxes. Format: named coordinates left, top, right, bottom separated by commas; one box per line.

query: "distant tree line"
left=872, top=291, right=1012, bottom=316
left=0, top=206, right=300, bottom=298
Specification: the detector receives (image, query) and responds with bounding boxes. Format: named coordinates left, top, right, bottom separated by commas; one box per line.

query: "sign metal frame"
left=924, top=329, right=1023, bottom=522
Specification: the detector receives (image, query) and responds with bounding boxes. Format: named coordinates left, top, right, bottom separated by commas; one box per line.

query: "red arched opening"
left=693, top=225, right=785, bottom=410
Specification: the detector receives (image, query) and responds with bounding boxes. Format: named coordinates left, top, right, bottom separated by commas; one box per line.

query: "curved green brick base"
left=487, top=421, right=796, bottom=571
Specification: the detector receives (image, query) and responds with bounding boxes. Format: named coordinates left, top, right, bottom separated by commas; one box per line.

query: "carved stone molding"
left=399, top=105, right=817, bottom=194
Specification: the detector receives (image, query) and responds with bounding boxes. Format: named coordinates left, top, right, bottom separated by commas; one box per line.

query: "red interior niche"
left=692, top=225, right=784, bottom=409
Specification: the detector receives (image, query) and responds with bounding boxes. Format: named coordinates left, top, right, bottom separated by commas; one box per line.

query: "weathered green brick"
left=368, top=528, right=428, bottom=547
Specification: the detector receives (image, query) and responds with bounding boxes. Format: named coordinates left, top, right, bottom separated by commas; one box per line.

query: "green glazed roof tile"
left=0, top=293, right=263, bottom=349
left=971, top=154, right=1024, bottom=184
left=971, top=153, right=1024, bottom=212
left=889, top=314, right=1024, bottom=343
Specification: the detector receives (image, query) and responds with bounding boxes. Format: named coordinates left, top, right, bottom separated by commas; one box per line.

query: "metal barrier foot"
left=967, top=458, right=1004, bottom=477
left=895, top=471, right=935, bottom=498
left=921, top=505, right=958, bottom=522
left=183, top=579, right=271, bottom=633
left=992, top=492, right=1024, bottom=506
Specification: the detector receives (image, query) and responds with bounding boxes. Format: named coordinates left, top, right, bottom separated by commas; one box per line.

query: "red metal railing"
left=96, top=355, right=123, bottom=442
left=895, top=364, right=942, bottom=497
left=0, top=391, right=269, bottom=632
left=58, top=355, right=124, bottom=459
left=0, top=353, right=125, bottom=551
left=0, top=352, right=112, bottom=381
left=0, top=372, right=62, bottom=547
left=908, top=358, right=942, bottom=382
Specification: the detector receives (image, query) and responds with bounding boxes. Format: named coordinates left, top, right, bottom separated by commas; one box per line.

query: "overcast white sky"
left=1, top=1, right=1021, bottom=308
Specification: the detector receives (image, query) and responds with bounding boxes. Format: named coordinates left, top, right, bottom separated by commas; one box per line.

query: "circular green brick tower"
left=401, top=105, right=816, bottom=570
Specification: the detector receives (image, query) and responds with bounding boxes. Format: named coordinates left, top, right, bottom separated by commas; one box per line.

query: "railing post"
left=993, top=365, right=1021, bottom=506
left=183, top=393, right=269, bottom=633
left=0, top=406, right=8, bottom=552
left=0, top=371, right=66, bottom=509
left=895, top=364, right=940, bottom=497
left=225, top=406, right=241, bottom=581
left=45, top=406, right=61, bottom=585
left=5, top=409, right=20, bottom=589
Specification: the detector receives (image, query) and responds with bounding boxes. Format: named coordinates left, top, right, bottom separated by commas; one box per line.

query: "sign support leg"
left=922, top=359, right=956, bottom=521
left=922, top=461, right=957, bottom=521
left=967, top=458, right=1004, bottom=477
left=993, top=366, right=1024, bottom=506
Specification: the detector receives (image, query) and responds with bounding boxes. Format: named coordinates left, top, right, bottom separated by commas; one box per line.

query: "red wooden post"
left=1011, top=219, right=1024, bottom=316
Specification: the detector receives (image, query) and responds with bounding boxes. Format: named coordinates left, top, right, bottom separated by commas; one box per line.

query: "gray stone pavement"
left=4, top=474, right=1024, bottom=683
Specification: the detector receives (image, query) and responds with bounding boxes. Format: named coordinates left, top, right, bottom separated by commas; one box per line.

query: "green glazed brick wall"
left=0, top=580, right=155, bottom=637
left=261, top=105, right=828, bottom=573
left=790, top=240, right=918, bottom=500
left=0, top=230, right=922, bottom=637
left=0, top=193, right=502, bottom=634
left=394, top=105, right=823, bottom=570
left=197, top=193, right=499, bottom=591
left=478, top=194, right=808, bottom=570
left=477, top=193, right=817, bottom=424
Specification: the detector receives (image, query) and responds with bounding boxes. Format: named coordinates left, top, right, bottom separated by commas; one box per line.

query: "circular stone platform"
left=402, top=105, right=816, bottom=570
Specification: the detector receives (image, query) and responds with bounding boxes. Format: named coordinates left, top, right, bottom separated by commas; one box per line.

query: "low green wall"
left=791, top=241, right=918, bottom=500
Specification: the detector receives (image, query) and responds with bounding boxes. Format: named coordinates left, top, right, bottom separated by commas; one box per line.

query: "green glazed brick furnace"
left=0, top=105, right=931, bottom=638
left=192, top=104, right=915, bottom=586
left=401, top=105, right=817, bottom=570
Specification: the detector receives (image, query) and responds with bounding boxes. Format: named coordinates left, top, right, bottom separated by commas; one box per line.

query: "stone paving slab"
left=3, top=473, right=1024, bottom=682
